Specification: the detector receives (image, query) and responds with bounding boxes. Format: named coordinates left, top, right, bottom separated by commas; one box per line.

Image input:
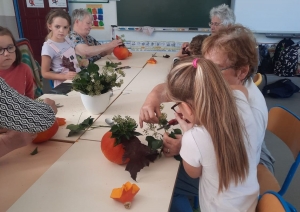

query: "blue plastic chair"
left=257, top=190, right=297, bottom=212
left=267, top=106, right=300, bottom=196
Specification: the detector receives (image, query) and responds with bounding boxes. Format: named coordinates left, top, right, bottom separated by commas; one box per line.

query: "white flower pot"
left=80, top=92, right=111, bottom=115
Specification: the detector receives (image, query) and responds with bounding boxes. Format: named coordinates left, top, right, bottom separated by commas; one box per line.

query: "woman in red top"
left=0, top=26, right=34, bottom=99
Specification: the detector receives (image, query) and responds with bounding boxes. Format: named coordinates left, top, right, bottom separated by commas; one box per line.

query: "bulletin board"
left=86, top=4, right=104, bottom=29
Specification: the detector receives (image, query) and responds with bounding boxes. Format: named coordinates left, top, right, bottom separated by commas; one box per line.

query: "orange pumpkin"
left=113, top=45, right=132, bottom=60
left=32, top=119, right=59, bottom=143
left=101, top=131, right=129, bottom=165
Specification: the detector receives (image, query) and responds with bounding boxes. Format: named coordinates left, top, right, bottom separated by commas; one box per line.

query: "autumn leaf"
left=122, top=136, right=159, bottom=181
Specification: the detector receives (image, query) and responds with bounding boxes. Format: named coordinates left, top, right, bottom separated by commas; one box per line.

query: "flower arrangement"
left=72, top=62, right=125, bottom=96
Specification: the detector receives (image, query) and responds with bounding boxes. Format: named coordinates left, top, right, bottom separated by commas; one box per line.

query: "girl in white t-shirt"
left=166, top=57, right=259, bottom=212
left=41, top=9, right=87, bottom=87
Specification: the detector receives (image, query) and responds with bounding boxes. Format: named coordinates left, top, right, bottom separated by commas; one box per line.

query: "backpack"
left=274, top=44, right=300, bottom=77
left=262, top=79, right=300, bottom=98
left=257, top=44, right=273, bottom=85
left=272, top=38, right=294, bottom=71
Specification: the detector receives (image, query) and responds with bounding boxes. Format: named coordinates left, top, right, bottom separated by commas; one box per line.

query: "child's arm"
left=41, top=55, right=76, bottom=81
left=182, top=160, right=202, bottom=178
left=24, top=64, right=34, bottom=99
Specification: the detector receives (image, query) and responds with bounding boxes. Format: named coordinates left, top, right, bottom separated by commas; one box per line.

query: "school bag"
left=257, top=44, right=273, bottom=85
left=262, top=79, right=300, bottom=98
left=272, top=38, right=294, bottom=71
left=273, top=44, right=300, bottom=77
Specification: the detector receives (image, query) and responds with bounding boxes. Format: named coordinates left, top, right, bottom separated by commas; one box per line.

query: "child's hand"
left=79, top=58, right=89, bottom=67
left=174, top=113, right=193, bottom=133
left=64, top=71, right=77, bottom=80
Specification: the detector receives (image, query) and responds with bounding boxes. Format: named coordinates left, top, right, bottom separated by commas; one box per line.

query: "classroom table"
left=0, top=141, right=72, bottom=212
left=4, top=52, right=180, bottom=212
left=7, top=140, right=179, bottom=212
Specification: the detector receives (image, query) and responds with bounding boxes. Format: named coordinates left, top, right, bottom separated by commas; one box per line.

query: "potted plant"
left=72, top=62, right=125, bottom=114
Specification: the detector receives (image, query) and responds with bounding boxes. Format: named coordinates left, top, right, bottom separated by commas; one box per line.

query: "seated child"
left=0, top=26, right=34, bottom=99
left=41, top=9, right=87, bottom=87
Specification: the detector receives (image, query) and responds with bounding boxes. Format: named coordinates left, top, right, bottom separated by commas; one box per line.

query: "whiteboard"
left=234, top=0, right=300, bottom=33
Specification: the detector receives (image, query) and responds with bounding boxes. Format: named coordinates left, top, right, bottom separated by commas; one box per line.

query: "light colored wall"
left=68, top=2, right=300, bottom=44
left=0, top=0, right=19, bottom=39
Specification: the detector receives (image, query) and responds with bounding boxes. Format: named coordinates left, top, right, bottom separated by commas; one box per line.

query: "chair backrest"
left=256, top=191, right=296, bottom=212
left=267, top=107, right=300, bottom=160
left=253, top=73, right=263, bottom=86
left=16, top=38, right=43, bottom=98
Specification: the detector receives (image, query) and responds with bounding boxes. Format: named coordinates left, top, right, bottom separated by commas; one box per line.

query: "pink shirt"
left=0, top=63, right=34, bottom=99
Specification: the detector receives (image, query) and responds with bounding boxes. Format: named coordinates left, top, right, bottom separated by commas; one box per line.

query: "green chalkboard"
left=117, top=0, right=231, bottom=28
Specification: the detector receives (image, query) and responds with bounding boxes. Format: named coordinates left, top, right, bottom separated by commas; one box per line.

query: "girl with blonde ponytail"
left=166, top=57, right=259, bottom=212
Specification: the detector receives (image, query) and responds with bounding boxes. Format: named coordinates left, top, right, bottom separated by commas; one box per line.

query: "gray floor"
left=264, top=92, right=300, bottom=210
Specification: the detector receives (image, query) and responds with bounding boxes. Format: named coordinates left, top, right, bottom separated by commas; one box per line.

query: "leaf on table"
left=122, top=136, right=159, bottom=181
left=66, top=116, right=94, bottom=137
left=30, top=147, right=38, bottom=155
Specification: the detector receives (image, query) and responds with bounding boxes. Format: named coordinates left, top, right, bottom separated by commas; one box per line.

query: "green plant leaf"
left=30, top=147, right=38, bottom=155
left=66, top=116, right=94, bottom=137
left=173, top=128, right=182, bottom=134
left=146, top=136, right=163, bottom=150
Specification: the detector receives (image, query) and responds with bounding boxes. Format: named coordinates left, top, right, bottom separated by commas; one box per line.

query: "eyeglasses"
left=171, top=102, right=181, bottom=113
left=208, top=22, right=223, bottom=27
left=220, top=66, right=235, bottom=71
left=0, top=45, right=16, bottom=55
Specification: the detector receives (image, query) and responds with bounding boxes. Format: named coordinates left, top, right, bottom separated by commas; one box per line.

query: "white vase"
left=80, top=92, right=111, bottom=115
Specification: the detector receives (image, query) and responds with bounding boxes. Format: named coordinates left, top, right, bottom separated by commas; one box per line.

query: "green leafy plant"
left=143, top=104, right=182, bottom=156
left=30, top=147, right=38, bottom=155
left=66, top=116, right=94, bottom=137
left=102, top=115, right=159, bottom=181
left=72, top=62, right=125, bottom=96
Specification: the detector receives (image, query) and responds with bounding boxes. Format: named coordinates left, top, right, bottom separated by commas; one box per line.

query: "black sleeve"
left=0, top=78, right=56, bottom=133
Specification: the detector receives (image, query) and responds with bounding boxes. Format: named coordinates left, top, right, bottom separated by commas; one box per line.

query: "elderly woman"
left=209, top=4, right=235, bottom=34
left=69, top=8, right=122, bottom=63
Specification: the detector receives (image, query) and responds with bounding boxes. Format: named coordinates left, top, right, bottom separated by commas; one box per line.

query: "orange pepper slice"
left=147, top=57, right=157, bottom=64
left=110, top=182, right=140, bottom=209
left=56, top=117, right=66, bottom=126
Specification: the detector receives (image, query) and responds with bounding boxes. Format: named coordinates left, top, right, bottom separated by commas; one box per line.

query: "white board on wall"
left=234, top=0, right=300, bottom=33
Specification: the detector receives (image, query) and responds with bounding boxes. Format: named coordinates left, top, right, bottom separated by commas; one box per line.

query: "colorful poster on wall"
left=86, top=4, right=104, bottom=30
left=26, top=0, right=45, bottom=8
left=48, top=0, right=67, bottom=8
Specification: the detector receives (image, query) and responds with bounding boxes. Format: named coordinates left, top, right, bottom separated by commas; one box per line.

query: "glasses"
left=220, top=66, right=235, bottom=71
left=208, top=22, right=223, bottom=27
left=171, top=102, right=181, bottom=113
left=0, top=45, right=16, bottom=55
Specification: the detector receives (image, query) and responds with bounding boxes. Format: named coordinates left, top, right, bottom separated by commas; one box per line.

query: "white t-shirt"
left=180, top=90, right=259, bottom=212
left=245, top=79, right=268, bottom=164
left=41, top=39, right=73, bottom=73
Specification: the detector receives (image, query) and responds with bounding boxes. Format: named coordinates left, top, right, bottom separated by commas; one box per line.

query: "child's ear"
left=237, top=65, right=249, bottom=81
left=47, top=24, right=52, bottom=31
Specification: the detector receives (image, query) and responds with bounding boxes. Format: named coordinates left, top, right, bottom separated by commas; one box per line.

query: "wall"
left=0, top=0, right=19, bottom=39
left=68, top=1, right=300, bottom=47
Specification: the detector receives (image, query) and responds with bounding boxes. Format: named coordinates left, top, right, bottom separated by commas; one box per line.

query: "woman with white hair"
left=69, top=8, right=122, bottom=63
left=209, top=4, right=236, bottom=34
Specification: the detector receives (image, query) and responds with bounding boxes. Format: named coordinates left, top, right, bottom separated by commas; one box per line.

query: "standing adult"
left=69, top=8, right=122, bottom=63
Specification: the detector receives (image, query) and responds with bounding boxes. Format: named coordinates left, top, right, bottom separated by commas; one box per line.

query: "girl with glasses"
left=166, top=57, right=259, bottom=212
left=0, top=26, right=34, bottom=99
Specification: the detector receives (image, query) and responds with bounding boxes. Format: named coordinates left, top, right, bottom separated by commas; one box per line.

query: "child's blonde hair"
left=45, top=9, right=71, bottom=40
left=166, top=57, right=249, bottom=192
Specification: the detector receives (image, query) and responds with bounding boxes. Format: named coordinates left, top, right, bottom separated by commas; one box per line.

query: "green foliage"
left=72, top=62, right=125, bottom=96
left=66, top=116, right=94, bottom=137
left=110, top=115, right=142, bottom=145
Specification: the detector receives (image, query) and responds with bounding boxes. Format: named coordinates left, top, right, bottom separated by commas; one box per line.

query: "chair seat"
left=257, top=164, right=280, bottom=195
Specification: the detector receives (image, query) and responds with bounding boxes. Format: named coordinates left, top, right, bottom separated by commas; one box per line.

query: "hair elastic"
left=192, top=58, right=199, bottom=68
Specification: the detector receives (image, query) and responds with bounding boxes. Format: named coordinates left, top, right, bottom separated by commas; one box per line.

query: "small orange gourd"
left=101, top=131, right=129, bottom=165
left=113, top=45, right=132, bottom=60
left=32, top=117, right=66, bottom=143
